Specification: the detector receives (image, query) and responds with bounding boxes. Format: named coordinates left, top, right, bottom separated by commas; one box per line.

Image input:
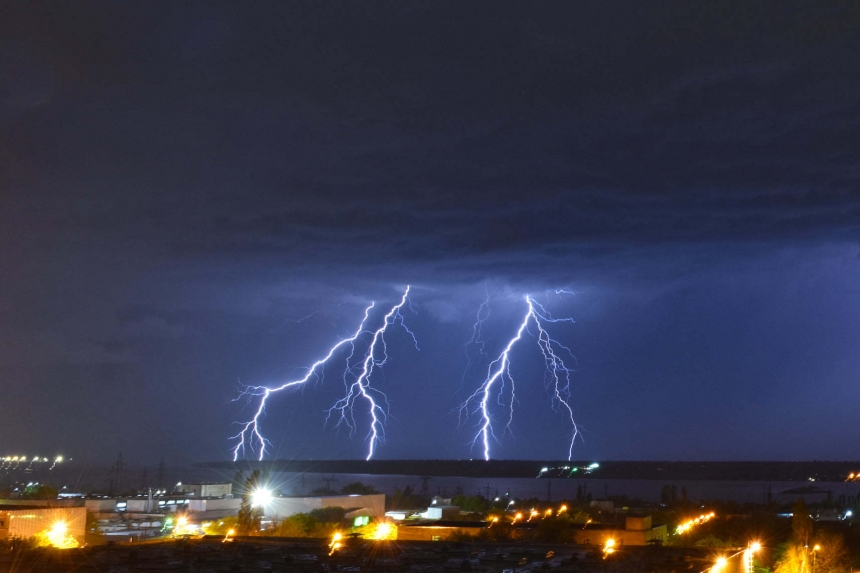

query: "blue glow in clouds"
left=231, top=287, right=417, bottom=461
left=459, top=293, right=579, bottom=460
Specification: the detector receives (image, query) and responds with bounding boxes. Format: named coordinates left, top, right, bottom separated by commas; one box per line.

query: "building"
left=396, top=520, right=487, bottom=541
left=187, top=497, right=242, bottom=519
left=571, top=515, right=668, bottom=546
left=175, top=482, right=232, bottom=498
left=0, top=505, right=87, bottom=545
left=265, top=494, right=385, bottom=521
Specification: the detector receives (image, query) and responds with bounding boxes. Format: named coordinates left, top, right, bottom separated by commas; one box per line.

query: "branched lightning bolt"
left=231, top=286, right=417, bottom=461
left=460, top=286, right=491, bottom=390
left=326, top=287, right=418, bottom=460
left=459, top=294, right=579, bottom=461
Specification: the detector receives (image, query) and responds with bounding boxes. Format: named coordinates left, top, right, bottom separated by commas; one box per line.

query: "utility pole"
left=156, top=458, right=165, bottom=491
left=321, top=475, right=339, bottom=493
left=114, top=453, right=125, bottom=494
left=420, top=476, right=431, bottom=497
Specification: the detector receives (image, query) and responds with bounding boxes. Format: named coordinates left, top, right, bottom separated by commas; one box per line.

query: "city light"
left=372, top=522, right=396, bottom=540
left=677, top=512, right=716, bottom=534
left=743, top=541, right=762, bottom=573
left=603, top=538, right=616, bottom=556
left=42, top=520, right=79, bottom=549
left=251, top=487, right=273, bottom=508
left=330, top=531, right=343, bottom=554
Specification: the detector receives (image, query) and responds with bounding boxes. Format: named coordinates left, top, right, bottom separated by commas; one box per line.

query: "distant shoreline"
left=196, top=460, right=860, bottom=482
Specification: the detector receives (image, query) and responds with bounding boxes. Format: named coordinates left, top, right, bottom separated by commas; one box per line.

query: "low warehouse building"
left=175, top=482, right=232, bottom=498
left=572, top=515, right=668, bottom=546
left=0, top=505, right=87, bottom=545
left=397, top=520, right=487, bottom=541
left=266, top=494, right=385, bottom=520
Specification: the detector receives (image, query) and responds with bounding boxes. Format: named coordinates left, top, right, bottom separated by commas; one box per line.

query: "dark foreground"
left=0, top=536, right=741, bottom=573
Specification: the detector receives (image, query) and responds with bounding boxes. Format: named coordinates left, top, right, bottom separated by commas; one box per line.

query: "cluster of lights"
left=537, top=463, right=599, bottom=478
left=677, top=512, right=716, bottom=534
left=846, top=473, right=860, bottom=482
left=1, top=455, right=64, bottom=470
left=710, top=542, right=761, bottom=573
left=509, top=504, right=571, bottom=525
left=172, top=515, right=200, bottom=536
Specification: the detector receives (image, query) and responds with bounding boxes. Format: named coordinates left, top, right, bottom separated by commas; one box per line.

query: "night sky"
left=2, top=1, right=860, bottom=467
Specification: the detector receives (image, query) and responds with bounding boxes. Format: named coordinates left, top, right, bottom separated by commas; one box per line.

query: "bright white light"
left=251, top=487, right=273, bottom=508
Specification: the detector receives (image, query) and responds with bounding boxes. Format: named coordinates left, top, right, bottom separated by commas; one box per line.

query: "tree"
left=237, top=470, right=264, bottom=535
left=775, top=501, right=848, bottom=573
left=451, top=494, right=490, bottom=512
left=205, top=516, right=239, bottom=536
left=341, top=482, right=377, bottom=495
left=275, top=513, right=319, bottom=537
left=792, top=499, right=813, bottom=548
left=309, top=506, right=347, bottom=524
left=808, top=530, right=849, bottom=573
left=535, top=514, right=576, bottom=543
left=22, top=484, right=58, bottom=500
left=85, top=511, right=105, bottom=545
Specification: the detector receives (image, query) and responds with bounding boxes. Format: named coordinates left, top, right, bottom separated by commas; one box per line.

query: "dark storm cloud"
left=2, top=1, right=860, bottom=463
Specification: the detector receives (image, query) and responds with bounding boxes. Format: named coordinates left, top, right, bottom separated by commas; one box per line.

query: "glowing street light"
left=603, top=538, right=616, bottom=557
left=744, top=541, right=762, bottom=573
left=372, top=522, right=395, bottom=540
left=251, top=487, right=273, bottom=508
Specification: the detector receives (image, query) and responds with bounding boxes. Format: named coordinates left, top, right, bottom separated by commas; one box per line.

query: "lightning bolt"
left=459, top=293, right=579, bottom=461
left=326, top=287, right=419, bottom=460
left=231, top=286, right=417, bottom=461
left=460, top=285, right=491, bottom=389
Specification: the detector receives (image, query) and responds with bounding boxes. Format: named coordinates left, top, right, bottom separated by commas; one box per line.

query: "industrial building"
left=571, top=515, right=668, bottom=546
left=265, top=494, right=385, bottom=521
left=175, top=482, right=232, bottom=498
left=396, top=520, right=488, bottom=541
left=0, top=504, right=87, bottom=545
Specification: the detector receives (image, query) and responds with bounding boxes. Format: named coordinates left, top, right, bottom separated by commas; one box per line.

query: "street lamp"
left=251, top=487, right=273, bottom=509
left=744, top=542, right=761, bottom=573
left=812, top=543, right=821, bottom=573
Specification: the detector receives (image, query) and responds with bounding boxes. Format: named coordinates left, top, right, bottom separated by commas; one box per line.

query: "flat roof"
left=0, top=504, right=75, bottom=511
